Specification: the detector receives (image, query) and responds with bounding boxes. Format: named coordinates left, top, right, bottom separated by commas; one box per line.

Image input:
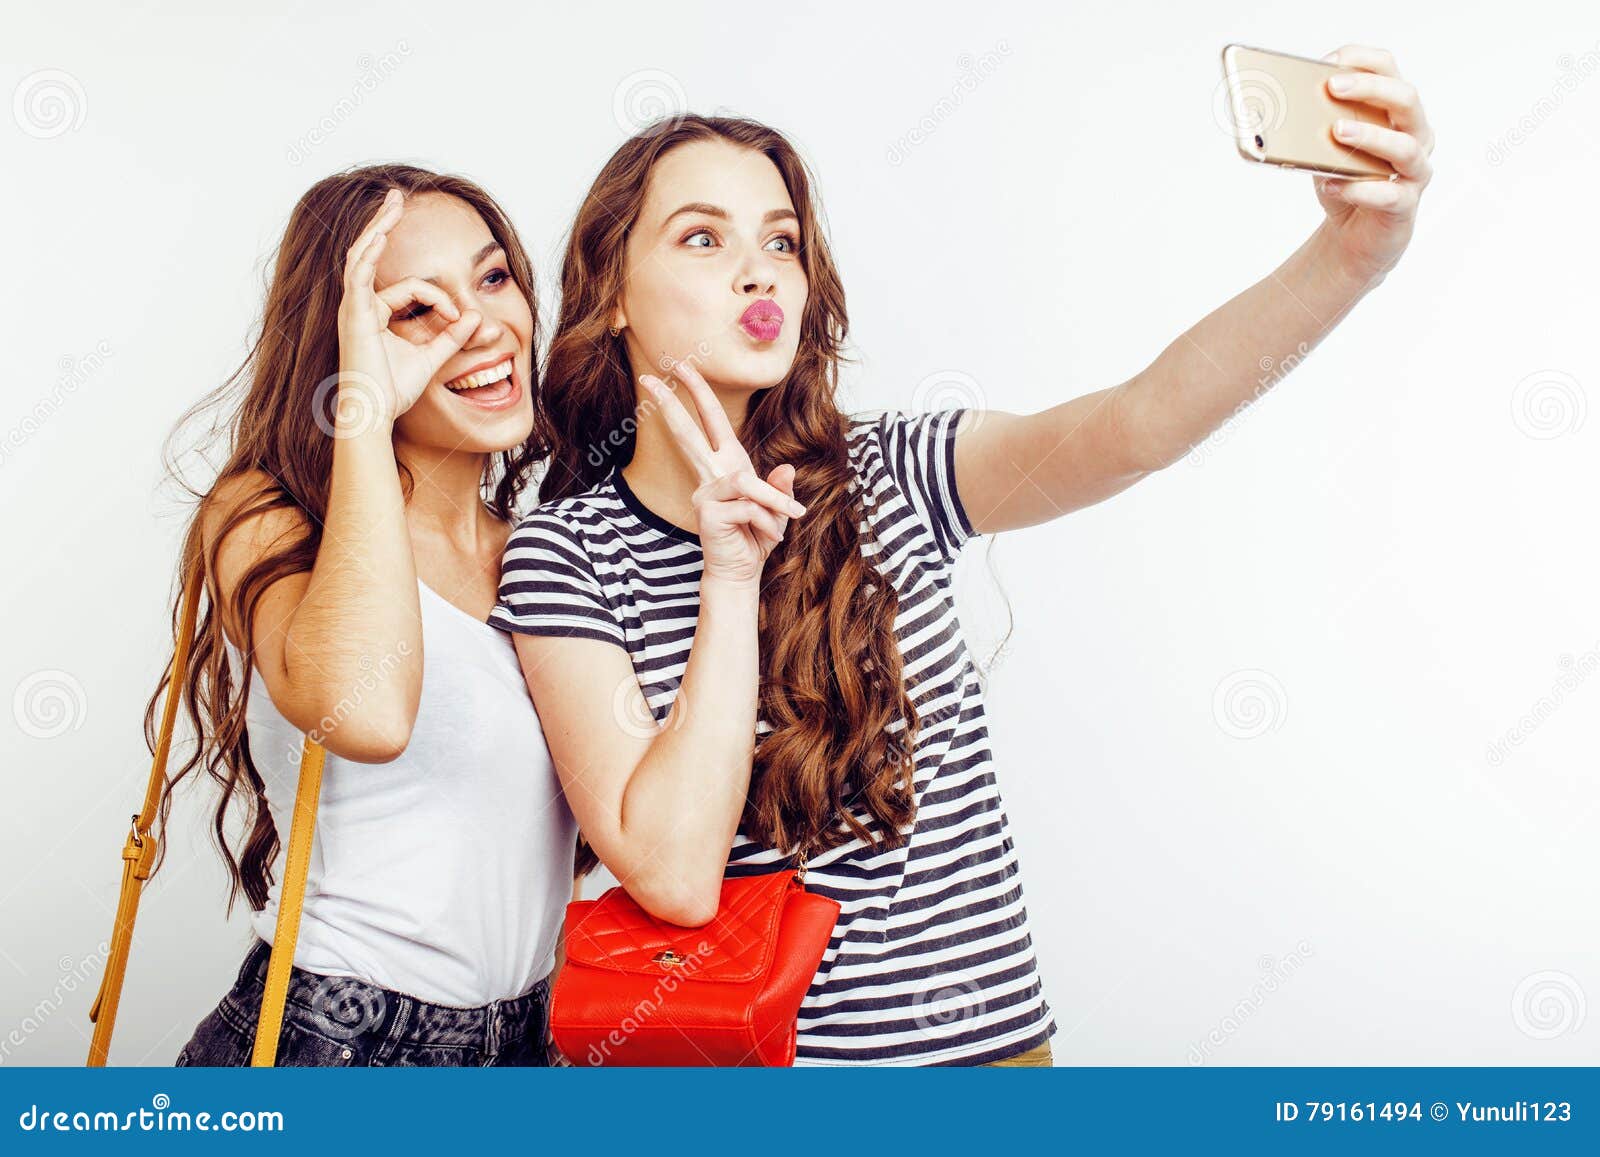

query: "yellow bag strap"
left=87, top=563, right=325, bottom=1067
left=249, top=737, right=324, bottom=1065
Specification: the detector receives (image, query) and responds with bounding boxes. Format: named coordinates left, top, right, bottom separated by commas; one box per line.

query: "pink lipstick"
left=738, top=299, right=784, bottom=342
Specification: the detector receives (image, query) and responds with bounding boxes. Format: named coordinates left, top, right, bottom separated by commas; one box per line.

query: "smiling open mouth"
left=443, top=357, right=519, bottom=407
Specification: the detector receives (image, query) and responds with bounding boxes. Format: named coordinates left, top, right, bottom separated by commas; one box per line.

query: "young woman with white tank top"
left=159, top=164, right=576, bottom=1067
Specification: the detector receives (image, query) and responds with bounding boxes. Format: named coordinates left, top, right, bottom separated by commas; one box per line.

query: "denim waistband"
left=231, top=936, right=550, bottom=1054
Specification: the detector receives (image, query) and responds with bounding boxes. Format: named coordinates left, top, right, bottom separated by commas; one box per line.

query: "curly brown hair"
left=147, top=163, right=545, bottom=914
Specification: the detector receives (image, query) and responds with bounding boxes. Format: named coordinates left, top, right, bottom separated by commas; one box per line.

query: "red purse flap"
left=564, top=871, right=800, bottom=983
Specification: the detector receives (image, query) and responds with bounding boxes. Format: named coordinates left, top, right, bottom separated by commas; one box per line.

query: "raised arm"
left=951, top=44, right=1434, bottom=535
left=203, top=188, right=481, bottom=762
left=508, top=360, right=805, bottom=926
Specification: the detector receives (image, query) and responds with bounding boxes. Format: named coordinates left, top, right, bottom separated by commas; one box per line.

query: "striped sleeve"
left=488, top=510, right=625, bottom=648
left=874, top=408, right=977, bottom=562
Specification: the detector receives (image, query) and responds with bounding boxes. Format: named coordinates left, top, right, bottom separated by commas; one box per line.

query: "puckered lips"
left=442, top=354, right=520, bottom=410
left=738, top=299, right=784, bottom=343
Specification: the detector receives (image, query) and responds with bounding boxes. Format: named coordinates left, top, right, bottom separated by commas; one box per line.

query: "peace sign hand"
left=639, top=359, right=807, bottom=589
left=336, top=188, right=483, bottom=427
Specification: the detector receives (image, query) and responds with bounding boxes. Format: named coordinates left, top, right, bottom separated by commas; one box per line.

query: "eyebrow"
left=420, top=241, right=505, bottom=287
left=659, top=203, right=800, bottom=232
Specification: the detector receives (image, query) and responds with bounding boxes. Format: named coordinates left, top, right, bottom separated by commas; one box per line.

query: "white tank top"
left=231, top=578, right=577, bottom=1008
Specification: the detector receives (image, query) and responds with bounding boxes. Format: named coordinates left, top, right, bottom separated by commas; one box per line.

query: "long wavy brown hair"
left=539, top=115, right=920, bottom=875
left=146, top=163, right=544, bottom=914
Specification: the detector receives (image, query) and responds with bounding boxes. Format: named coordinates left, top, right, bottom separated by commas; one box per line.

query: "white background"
left=2, top=0, right=1597, bottom=1066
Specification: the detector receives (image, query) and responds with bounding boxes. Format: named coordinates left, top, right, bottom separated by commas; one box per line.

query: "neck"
left=393, top=438, right=497, bottom=557
left=621, top=377, right=752, bottom=534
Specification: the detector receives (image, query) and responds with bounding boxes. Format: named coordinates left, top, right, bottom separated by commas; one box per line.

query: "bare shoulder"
left=199, top=469, right=316, bottom=650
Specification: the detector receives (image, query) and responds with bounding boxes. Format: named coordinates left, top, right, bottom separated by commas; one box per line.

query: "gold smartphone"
left=1220, top=44, right=1394, bottom=180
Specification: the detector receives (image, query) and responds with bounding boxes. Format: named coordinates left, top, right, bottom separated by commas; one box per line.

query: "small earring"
left=608, top=324, right=621, bottom=337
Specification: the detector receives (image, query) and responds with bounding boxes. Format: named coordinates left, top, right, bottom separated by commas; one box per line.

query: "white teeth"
left=445, top=359, right=512, bottom=391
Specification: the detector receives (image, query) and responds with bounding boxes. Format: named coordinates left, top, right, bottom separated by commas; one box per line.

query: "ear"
left=609, top=305, right=628, bottom=334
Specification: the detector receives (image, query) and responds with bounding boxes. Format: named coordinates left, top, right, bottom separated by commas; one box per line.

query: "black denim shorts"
left=174, top=937, right=552, bottom=1067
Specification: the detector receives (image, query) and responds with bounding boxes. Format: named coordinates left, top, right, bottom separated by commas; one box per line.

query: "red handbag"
left=549, top=859, right=840, bottom=1067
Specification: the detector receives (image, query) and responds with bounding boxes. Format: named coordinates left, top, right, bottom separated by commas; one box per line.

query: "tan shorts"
left=983, top=1039, right=1054, bottom=1067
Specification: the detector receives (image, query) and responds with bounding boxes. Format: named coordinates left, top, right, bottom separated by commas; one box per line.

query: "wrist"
left=1303, top=220, right=1387, bottom=300
left=699, top=572, right=764, bottom=604
left=328, top=365, right=397, bottom=436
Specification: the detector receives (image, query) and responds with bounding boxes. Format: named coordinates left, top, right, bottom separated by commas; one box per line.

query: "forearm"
left=1119, top=221, right=1376, bottom=470
left=617, top=575, right=760, bottom=913
left=282, top=416, right=422, bottom=748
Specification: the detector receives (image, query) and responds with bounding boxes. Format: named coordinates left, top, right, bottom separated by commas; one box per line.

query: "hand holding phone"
left=1219, top=43, right=1436, bottom=288
left=1220, top=44, right=1395, bottom=180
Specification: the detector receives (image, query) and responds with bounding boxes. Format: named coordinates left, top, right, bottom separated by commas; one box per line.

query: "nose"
left=734, top=247, right=779, bottom=299
left=457, top=288, right=506, bottom=346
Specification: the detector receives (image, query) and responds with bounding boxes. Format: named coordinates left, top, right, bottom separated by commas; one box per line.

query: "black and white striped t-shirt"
left=490, top=408, right=1056, bottom=1065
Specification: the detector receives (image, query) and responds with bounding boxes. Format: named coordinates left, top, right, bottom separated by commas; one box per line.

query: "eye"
left=392, top=302, right=432, bottom=323
left=765, top=233, right=799, bottom=254
left=683, top=229, right=717, bottom=249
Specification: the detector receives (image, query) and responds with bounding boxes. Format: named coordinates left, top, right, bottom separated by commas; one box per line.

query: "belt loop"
left=240, top=937, right=270, bottom=987
left=484, top=997, right=503, bottom=1058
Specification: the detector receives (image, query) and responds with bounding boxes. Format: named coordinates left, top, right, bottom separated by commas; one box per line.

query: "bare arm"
left=514, top=573, right=762, bottom=925
left=204, top=187, right=480, bottom=761
left=510, top=359, right=805, bottom=925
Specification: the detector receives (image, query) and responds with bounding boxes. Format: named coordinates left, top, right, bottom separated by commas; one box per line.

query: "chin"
left=705, top=348, right=798, bottom=393
left=476, top=410, right=536, bottom=453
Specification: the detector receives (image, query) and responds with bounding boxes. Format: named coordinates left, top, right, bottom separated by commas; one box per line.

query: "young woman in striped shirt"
left=495, top=49, right=1431, bottom=1065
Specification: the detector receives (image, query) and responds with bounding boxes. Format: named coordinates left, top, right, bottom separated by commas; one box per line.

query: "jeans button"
left=341, top=1047, right=353, bottom=1060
